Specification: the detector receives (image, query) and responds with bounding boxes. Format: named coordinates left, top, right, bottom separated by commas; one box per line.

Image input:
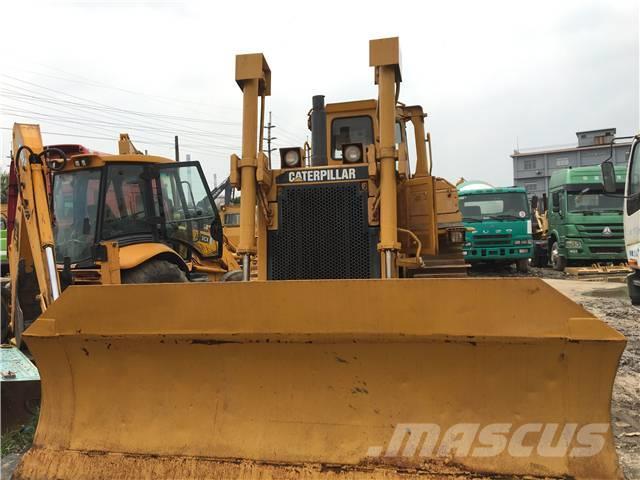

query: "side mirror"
left=601, top=161, right=617, bottom=193
left=210, top=217, right=223, bottom=258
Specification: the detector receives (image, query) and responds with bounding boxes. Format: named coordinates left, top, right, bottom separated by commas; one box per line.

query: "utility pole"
left=263, top=111, right=277, bottom=162
left=174, top=135, right=180, bottom=162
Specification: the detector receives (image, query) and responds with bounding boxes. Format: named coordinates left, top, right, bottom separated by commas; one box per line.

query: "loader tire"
left=121, top=260, right=187, bottom=284
left=551, top=241, right=566, bottom=272
left=220, top=269, right=243, bottom=282
left=516, top=258, right=529, bottom=273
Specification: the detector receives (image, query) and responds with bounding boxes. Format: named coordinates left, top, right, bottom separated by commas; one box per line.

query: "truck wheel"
left=550, top=241, right=566, bottom=272
left=122, top=259, right=187, bottom=284
left=628, top=272, right=640, bottom=306
left=516, top=259, right=529, bottom=273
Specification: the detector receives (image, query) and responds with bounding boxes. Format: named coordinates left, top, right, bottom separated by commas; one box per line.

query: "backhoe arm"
left=9, top=124, right=63, bottom=343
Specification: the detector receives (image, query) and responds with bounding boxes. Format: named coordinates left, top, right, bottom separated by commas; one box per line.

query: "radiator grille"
left=472, top=233, right=512, bottom=246
left=268, top=182, right=379, bottom=280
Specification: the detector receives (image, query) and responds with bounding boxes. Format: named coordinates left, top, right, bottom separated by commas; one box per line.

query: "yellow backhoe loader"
left=14, top=38, right=626, bottom=480
left=2, top=124, right=238, bottom=349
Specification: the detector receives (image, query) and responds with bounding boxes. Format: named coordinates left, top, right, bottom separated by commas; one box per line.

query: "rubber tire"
left=551, top=241, right=567, bottom=272
left=628, top=272, right=640, bottom=306
left=121, top=260, right=187, bottom=284
left=531, top=245, right=548, bottom=267
left=220, top=269, right=243, bottom=282
left=516, top=258, right=529, bottom=273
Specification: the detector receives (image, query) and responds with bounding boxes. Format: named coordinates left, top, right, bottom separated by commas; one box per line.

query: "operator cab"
left=49, top=152, right=223, bottom=267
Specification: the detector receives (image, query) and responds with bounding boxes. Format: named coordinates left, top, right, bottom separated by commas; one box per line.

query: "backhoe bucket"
left=15, top=278, right=625, bottom=479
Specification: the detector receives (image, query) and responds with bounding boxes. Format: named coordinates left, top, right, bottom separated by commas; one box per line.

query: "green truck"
left=545, top=165, right=627, bottom=271
left=457, top=183, right=533, bottom=272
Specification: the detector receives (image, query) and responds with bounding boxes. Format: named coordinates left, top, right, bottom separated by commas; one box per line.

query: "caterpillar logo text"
left=276, top=166, right=368, bottom=184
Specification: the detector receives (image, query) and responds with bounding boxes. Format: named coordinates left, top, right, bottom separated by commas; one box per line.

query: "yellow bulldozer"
left=231, top=81, right=466, bottom=279
left=13, top=38, right=626, bottom=480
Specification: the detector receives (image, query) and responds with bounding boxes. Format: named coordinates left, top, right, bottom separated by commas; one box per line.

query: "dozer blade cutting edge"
left=15, top=278, right=625, bottom=479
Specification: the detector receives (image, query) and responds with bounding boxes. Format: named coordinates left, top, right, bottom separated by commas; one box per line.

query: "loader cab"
left=51, top=155, right=223, bottom=268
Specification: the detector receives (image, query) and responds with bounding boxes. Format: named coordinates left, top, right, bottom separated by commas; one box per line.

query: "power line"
left=17, top=62, right=241, bottom=115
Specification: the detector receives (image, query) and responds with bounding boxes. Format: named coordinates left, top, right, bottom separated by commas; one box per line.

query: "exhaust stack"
left=310, top=95, right=327, bottom=166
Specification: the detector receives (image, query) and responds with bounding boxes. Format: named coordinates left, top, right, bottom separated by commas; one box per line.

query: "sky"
left=0, top=0, right=638, bottom=187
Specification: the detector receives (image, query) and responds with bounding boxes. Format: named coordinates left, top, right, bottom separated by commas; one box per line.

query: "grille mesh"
left=268, top=183, right=378, bottom=280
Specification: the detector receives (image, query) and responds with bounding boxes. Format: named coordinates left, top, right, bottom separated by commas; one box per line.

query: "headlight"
left=280, top=147, right=302, bottom=168
left=284, top=150, right=300, bottom=167
left=448, top=229, right=465, bottom=244
left=565, top=239, right=582, bottom=249
left=342, top=143, right=363, bottom=163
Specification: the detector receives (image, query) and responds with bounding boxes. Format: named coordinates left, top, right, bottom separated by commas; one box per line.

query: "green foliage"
left=0, top=172, right=8, bottom=204
left=0, top=410, right=39, bottom=455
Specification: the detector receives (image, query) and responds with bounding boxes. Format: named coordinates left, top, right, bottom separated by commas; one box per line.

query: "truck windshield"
left=567, top=189, right=624, bottom=213
left=460, top=192, right=529, bottom=221
left=53, top=169, right=102, bottom=263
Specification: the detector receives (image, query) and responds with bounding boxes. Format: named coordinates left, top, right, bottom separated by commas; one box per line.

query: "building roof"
left=511, top=141, right=631, bottom=158
left=575, top=128, right=616, bottom=135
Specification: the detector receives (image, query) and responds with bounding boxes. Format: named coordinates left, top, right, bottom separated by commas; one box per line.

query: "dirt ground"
left=2, top=268, right=639, bottom=479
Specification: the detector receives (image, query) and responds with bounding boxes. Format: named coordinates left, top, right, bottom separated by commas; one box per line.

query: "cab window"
left=628, top=142, right=640, bottom=215
left=629, top=144, right=640, bottom=196
left=331, top=116, right=373, bottom=160
left=53, top=169, right=102, bottom=263
left=101, top=164, right=155, bottom=240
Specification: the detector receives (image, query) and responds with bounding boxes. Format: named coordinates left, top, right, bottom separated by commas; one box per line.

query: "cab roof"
left=548, top=165, right=627, bottom=190
left=325, top=99, right=377, bottom=114
left=58, top=153, right=175, bottom=172
left=458, top=186, right=527, bottom=196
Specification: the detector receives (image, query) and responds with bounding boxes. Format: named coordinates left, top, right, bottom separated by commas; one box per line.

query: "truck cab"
left=547, top=165, right=627, bottom=271
left=457, top=184, right=532, bottom=272
left=620, top=136, right=640, bottom=304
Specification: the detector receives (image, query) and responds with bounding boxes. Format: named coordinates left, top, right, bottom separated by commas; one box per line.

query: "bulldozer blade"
left=15, top=278, right=625, bottom=479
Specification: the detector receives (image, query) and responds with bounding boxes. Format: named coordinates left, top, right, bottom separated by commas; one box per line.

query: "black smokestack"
left=311, top=95, right=327, bottom=166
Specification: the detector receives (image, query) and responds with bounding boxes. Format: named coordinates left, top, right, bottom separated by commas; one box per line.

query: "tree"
left=0, top=172, right=8, bottom=204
